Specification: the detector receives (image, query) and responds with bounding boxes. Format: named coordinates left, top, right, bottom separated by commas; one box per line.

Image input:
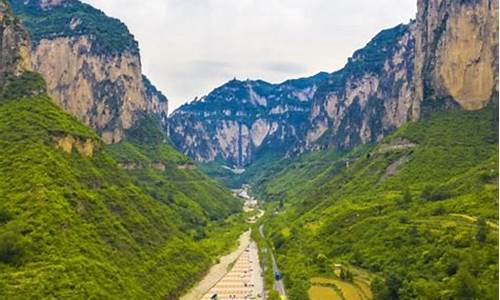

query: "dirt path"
left=180, top=230, right=251, bottom=300
left=450, top=214, right=499, bottom=230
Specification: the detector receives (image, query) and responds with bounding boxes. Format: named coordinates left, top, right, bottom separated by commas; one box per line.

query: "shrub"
left=0, top=232, right=24, bottom=264
left=475, top=217, right=488, bottom=243
left=420, top=185, right=452, bottom=201
left=0, top=209, right=11, bottom=224
left=340, top=267, right=353, bottom=282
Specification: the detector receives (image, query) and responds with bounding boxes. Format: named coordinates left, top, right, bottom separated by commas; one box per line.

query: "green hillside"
left=10, top=0, right=138, bottom=54
left=256, top=106, right=499, bottom=299
left=106, top=117, right=242, bottom=238
left=0, top=82, right=244, bottom=299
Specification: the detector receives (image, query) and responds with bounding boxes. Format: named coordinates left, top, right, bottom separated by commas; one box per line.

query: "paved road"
left=259, top=225, right=287, bottom=299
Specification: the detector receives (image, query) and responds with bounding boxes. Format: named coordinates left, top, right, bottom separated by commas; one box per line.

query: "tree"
left=372, top=273, right=402, bottom=300
left=279, top=198, right=284, bottom=209
left=340, top=267, right=353, bottom=282
left=386, top=273, right=402, bottom=300
left=372, top=277, right=389, bottom=300
left=316, top=253, right=328, bottom=273
left=396, top=189, right=412, bottom=208
left=475, top=217, right=488, bottom=243
left=453, top=268, right=478, bottom=300
left=0, top=232, right=24, bottom=264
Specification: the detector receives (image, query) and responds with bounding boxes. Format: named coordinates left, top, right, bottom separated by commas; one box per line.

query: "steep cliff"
left=169, top=73, right=328, bottom=166
left=0, top=3, right=243, bottom=298
left=143, top=75, right=168, bottom=128
left=415, top=0, right=499, bottom=110
left=0, top=0, right=31, bottom=86
left=10, top=0, right=168, bottom=143
left=169, top=0, right=498, bottom=168
left=307, top=23, right=418, bottom=150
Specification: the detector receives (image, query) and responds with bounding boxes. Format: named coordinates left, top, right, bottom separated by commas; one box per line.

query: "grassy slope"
left=106, top=118, right=243, bottom=239
left=0, top=95, right=244, bottom=299
left=257, top=107, right=499, bottom=300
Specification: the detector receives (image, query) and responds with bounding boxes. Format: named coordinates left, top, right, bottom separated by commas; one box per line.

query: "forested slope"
left=257, top=106, right=499, bottom=299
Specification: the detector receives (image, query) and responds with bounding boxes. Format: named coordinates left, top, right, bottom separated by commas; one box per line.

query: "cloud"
left=82, top=0, right=417, bottom=112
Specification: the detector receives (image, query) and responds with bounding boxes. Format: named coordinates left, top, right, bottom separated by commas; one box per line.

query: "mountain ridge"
left=0, top=3, right=245, bottom=298
left=10, top=0, right=169, bottom=143
left=169, top=71, right=329, bottom=166
left=169, top=0, right=498, bottom=170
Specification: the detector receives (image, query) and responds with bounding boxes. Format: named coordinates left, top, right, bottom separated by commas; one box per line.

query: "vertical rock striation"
left=10, top=0, right=168, bottom=143
left=414, top=0, right=499, bottom=110
left=170, top=0, right=498, bottom=166
left=169, top=73, right=328, bottom=166
left=306, top=23, right=418, bottom=150
left=0, top=0, right=31, bottom=86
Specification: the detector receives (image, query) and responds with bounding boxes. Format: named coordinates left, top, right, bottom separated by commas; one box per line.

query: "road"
left=182, top=187, right=267, bottom=300
left=259, top=225, right=287, bottom=299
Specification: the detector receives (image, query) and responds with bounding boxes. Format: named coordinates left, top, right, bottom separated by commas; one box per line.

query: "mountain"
left=306, top=23, right=417, bottom=150
left=248, top=1, right=499, bottom=299
left=169, top=72, right=329, bottom=167
left=414, top=0, right=499, bottom=110
left=10, top=0, right=168, bottom=143
left=0, top=2, right=243, bottom=298
left=169, top=0, right=499, bottom=172
left=257, top=106, right=498, bottom=300
left=0, top=0, right=32, bottom=86
left=307, top=0, right=499, bottom=151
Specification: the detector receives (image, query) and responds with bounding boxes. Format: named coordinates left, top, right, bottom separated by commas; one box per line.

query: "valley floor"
left=180, top=230, right=254, bottom=300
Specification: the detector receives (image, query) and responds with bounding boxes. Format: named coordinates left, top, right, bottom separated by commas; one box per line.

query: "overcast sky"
left=83, top=0, right=416, bottom=112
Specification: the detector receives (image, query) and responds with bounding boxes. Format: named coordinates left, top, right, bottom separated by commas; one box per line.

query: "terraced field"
left=309, top=285, right=341, bottom=300
left=309, top=277, right=372, bottom=300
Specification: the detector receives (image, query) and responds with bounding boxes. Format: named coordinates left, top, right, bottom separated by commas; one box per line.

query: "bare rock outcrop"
left=0, top=0, right=31, bottom=86
left=415, top=0, right=499, bottom=110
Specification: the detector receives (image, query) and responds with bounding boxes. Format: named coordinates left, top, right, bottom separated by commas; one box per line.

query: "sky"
left=83, top=0, right=417, bottom=112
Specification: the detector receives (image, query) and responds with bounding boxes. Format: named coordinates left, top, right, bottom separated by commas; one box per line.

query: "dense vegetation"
left=255, top=106, right=498, bottom=299
left=106, top=117, right=242, bottom=238
left=10, top=0, right=138, bottom=54
left=0, top=82, right=244, bottom=299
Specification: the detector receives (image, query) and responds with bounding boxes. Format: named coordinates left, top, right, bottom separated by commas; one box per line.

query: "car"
left=274, top=271, right=281, bottom=280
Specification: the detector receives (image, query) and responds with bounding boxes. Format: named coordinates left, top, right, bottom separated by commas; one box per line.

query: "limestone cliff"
left=0, top=0, right=31, bottom=86
left=415, top=0, right=499, bottom=110
left=169, top=73, right=328, bottom=166
left=167, top=0, right=498, bottom=167
left=307, top=24, right=417, bottom=149
left=143, top=75, right=168, bottom=128
left=10, top=0, right=168, bottom=143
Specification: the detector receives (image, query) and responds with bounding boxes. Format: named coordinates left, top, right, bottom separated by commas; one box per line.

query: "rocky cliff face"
left=306, top=23, right=418, bottom=150
left=170, top=0, right=498, bottom=167
left=415, top=0, right=499, bottom=110
left=169, top=73, right=328, bottom=166
left=143, top=75, right=168, bottom=128
left=10, top=0, right=168, bottom=143
left=0, top=0, right=31, bottom=86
